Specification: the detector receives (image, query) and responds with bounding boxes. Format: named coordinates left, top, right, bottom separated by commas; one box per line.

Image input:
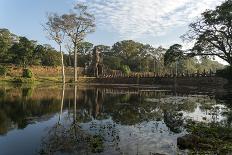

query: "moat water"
left=0, top=84, right=231, bottom=155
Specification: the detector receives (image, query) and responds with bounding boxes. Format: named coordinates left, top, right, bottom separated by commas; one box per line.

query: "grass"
left=0, top=76, right=62, bottom=84
left=0, top=75, right=99, bottom=86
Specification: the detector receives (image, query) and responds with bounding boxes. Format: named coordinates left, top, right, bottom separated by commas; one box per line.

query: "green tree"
left=120, top=65, right=131, bottom=75
left=141, top=45, right=166, bottom=72
left=112, top=40, right=143, bottom=71
left=78, top=42, right=94, bottom=55
left=10, top=37, right=36, bottom=68
left=77, top=42, right=94, bottom=67
left=0, top=29, right=13, bottom=62
left=183, top=0, right=232, bottom=65
left=40, top=45, right=61, bottom=66
left=164, top=44, right=184, bottom=66
left=197, top=57, right=224, bottom=72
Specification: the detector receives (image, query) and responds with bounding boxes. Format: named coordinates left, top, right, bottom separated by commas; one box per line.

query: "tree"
left=164, top=44, right=185, bottom=75
left=197, top=57, right=224, bottom=72
left=164, top=44, right=184, bottom=66
left=35, top=44, right=61, bottom=66
left=77, top=41, right=94, bottom=55
left=77, top=42, right=94, bottom=67
left=183, top=0, right=232, bottom=65
left=10, top=37, right=36, bottom=68
left=59, top=3, right=95, bottom=82
left=44, top=13, right=66, bottom=84
left=142, top=45, right=166, bottom=73
left=112, top=40, right=143, bottom=71
left=0, top=29, right=13, bottom=62
left=95, top=45, right=111, bottom=54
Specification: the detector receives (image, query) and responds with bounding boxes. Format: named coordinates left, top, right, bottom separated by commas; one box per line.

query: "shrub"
left=22, top=68, right=33, bottom=78
left=13, top=77, right=35, bottom=83
left=216, top=66, right=232, bottom=80
left=120, top=65, right=131, bottom=75
left=0, top=65, right=7, bottom=77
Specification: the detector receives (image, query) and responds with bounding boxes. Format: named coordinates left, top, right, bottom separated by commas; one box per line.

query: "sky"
left=0, top=0, right=225, bottom=50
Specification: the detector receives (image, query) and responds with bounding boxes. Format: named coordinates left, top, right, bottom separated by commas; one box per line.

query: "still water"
left=0, top=84, right=231, bottom=155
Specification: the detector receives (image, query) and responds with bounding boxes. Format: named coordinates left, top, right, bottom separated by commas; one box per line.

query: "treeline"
left=0, top=28, right=224, bottom=75
left=0, top=28, right=66, bottom=67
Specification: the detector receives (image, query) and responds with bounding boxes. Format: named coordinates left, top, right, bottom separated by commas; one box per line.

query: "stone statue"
left=88, top=46, right=103, bottom=77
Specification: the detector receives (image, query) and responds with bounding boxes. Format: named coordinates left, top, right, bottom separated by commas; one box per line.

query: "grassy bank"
left=0, top=65, right=78, bottom=84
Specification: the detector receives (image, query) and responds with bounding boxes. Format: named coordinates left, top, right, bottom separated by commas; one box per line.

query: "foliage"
left=164, top=44, right=184, bottom=66
left=183, top=0, right=232, bottom=65
left=216, top=66, right=232, bottom=80
left=90, top=135, right=104, bottom=153
left=112, top=40, right=142, bottom=69
left=120, top=65, right=131, bottom=75
left=10, top=37, right=36, bottom=67
left=111, top=40, right=161, bottom=72
left=198, top=57, right=224, bottom=72
left=0, top=27, right=225, bottom=75
left=0, top=65, right=7, bottom=77
left=180, top=122, right=232, bottom=154
left=22, top=68, right=33, bottom=78
left=13, top=77, right=35, bottom=83
left=0, top=29, right=15, bottom=63
left=103, top=55, right=121, bottom=70
left=77, top=42, right=94, bottom=55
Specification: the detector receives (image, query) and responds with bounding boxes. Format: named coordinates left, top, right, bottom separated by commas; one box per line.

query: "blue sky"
left=0, top=0, right=224, bottom=50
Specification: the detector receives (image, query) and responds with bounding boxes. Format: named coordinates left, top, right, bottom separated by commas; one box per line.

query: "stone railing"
left=100, top=70, right=216, bottom=79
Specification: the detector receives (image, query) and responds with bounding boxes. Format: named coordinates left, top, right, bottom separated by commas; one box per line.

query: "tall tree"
left=59, top=3, right=95, bottom=82
left=142, top=45, right=166, bottom=73
left=183, top=0, right=232, bottom=65
left=44, top=13, right=66, bottom=84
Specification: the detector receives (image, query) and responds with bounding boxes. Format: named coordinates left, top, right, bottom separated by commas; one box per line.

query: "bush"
left=13, top=77, right=35, bottom=83
left=0, top=65, right=7, bottom=77
left=216, top=66, right=232, bottom=80
left=120, top=65, right=131, bottom=75
left=22, top=68, right=33, bottom=78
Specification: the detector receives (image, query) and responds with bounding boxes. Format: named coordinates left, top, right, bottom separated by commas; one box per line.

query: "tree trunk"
left=60, top=45, right=65, bottom=84
left=74, top=44, right=77, bottom=82
left=153, top=59, right=156, bottom=73
left=68, top=52, right=72, bottom=66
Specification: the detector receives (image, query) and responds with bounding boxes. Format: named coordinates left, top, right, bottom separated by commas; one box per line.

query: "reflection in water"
left=58, top=84, right=65, bottom=124
left=0, top=85, right=231, bottom=154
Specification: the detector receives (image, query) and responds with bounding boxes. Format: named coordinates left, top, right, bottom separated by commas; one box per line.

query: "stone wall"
left=77, top=76, right=228, bottom=87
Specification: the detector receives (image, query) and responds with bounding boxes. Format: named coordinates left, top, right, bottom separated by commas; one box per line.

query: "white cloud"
left=75, top=0, right=224, bottom=39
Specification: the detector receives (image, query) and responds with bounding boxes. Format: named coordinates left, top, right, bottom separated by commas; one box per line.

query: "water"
left=0, top=84, right=231, bottom=155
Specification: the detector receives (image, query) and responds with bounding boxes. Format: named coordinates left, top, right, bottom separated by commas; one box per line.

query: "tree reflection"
left=40, top=85, right=106, bottom=154
left=0, top=86, right=62, bottom=135
left=0, top=85, right=231, bottom=154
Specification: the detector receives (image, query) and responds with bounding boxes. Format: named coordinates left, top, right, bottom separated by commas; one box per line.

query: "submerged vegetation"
left=178, top=122, right=232, bottom=154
